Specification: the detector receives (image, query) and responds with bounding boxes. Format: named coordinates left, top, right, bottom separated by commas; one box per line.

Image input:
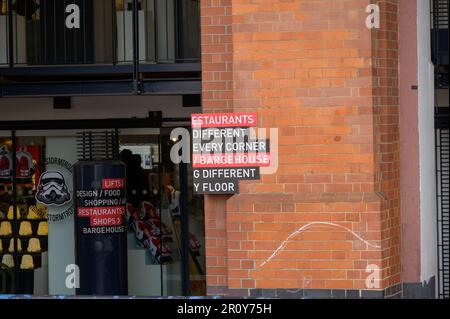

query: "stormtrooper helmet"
left=36, top=171, right=71, bottom=206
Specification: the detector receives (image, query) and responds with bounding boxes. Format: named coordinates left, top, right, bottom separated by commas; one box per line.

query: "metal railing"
left=433, top=0, right=450, bottom=299
left=436, top=124, right=450, bottom=299
left=0, top=0, right=200, bottom=67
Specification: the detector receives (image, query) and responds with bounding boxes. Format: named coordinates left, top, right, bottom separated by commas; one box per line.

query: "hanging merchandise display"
left=0, top=141, right=48, bottom=294
left=0, top=145, right=41, bottom=197
left=127, top=201, right=174, bottom=264
left=16, top=148, right=35, bottom=179
left=0, top=145, right=12, bottom=179
left=125, top=189, right=203, bottom=268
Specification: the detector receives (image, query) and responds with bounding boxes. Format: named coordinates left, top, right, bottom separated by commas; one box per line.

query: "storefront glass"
left=0, top=127, right=205, bottom=296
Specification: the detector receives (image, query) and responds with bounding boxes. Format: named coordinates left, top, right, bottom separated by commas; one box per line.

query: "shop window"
left=120, top=130, right=205, bottom=296
left=0, top=135, right=48, bottom=294
left=0, top=128, right=205, bottom=296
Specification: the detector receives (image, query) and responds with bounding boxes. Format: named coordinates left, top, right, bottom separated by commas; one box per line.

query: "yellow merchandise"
left=27, top=238, right=41, bottom=253
left=8, top=238, right=21, bottom=252
left=37, top=204, right=48, bottom=219
left=0, top=239, right=2, bottom=252
left=28, top=205, right=48, bottom=220
left=1, top=254, right=14, bottom=268
left=27, top=206, right=40, bottom=219
left=37, top=221, right=48, bottom=236
left=0, top=221, right=12, bottom=236
left=19, top=221, right=33, bottom=236
left=7, top=206, right=20, bottom=220
left=20, top=255, right=34, bottom=269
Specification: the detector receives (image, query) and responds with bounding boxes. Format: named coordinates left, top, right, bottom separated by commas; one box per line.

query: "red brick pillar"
left=200, top=0, right=236, bottom=296
left=370, top=0, right=402, bottom=293
left=200, top=0, right=401, bottom=298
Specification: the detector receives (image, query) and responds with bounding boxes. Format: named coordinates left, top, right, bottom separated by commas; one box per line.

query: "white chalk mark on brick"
left=259, top=221, right=382, bottom=268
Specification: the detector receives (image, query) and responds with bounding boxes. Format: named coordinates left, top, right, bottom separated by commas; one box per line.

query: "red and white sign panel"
left=90, top=216, right=123, bottom=227
left=192, top=153, right=272, bottom=168
left=77, top=206, right=126, bottom=227
left=102, top=178, right=125, bottom=189
left=191, top=113, right=258, bottom=128
left=77, top=206, right=126, bottom=218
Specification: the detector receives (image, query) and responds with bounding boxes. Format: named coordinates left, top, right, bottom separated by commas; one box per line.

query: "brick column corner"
left=201, top=0, right=402, bottom=298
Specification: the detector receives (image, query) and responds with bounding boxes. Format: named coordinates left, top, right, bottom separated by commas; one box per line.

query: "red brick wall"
left=370, top=0, right=401, bottom=291
left=201, top=0, right=234, bottom=112
left=200, top=0, right=401, bottom=295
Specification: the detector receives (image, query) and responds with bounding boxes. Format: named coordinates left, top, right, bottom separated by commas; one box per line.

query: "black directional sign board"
left=191, top=113, right=269, bottom=195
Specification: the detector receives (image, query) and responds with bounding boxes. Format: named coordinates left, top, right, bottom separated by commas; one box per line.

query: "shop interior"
left=0, top=126, right=205, bottom=296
